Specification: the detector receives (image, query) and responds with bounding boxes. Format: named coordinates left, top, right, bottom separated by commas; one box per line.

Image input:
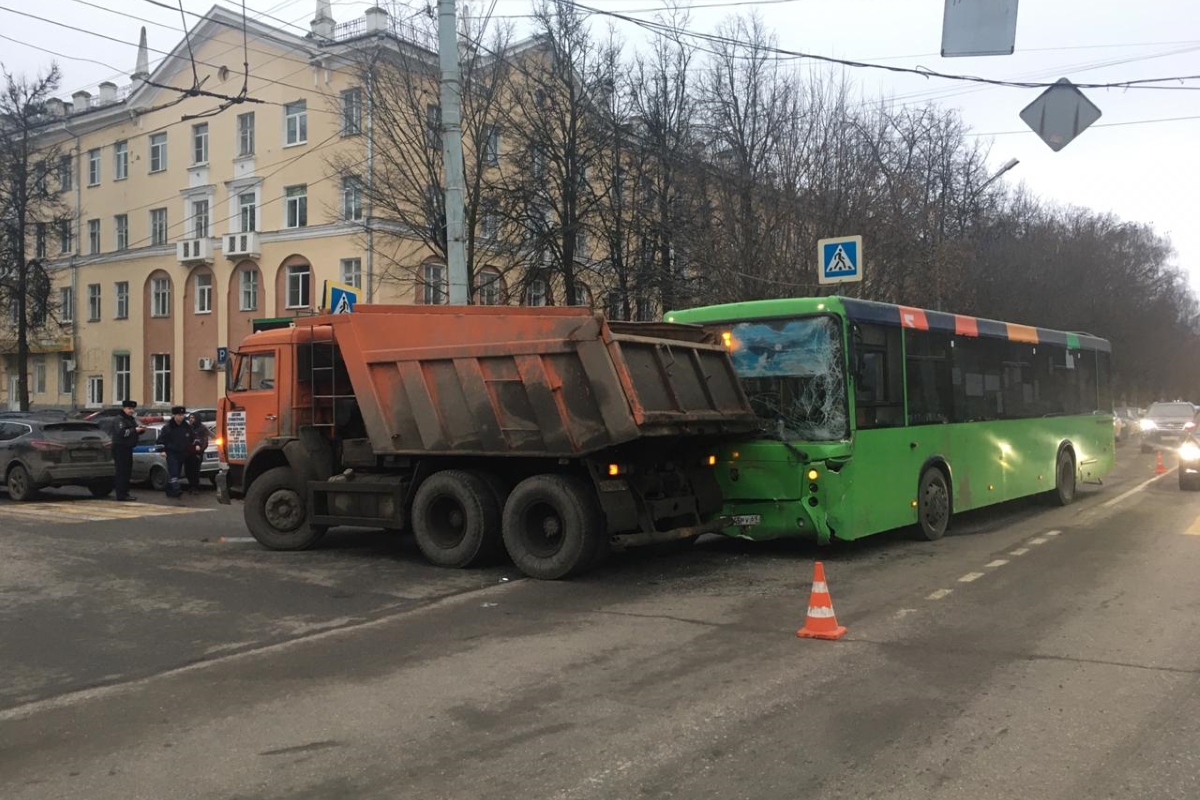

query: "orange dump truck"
left=216, top=305, right=757, bottom=579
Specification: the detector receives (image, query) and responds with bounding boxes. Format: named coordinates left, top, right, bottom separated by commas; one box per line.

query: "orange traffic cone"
left=1156, top=451, right=1167, bottom=475
left=796, top=561, right=847, bottom=640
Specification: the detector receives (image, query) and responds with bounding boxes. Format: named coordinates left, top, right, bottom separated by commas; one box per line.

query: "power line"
left=969, top=113, right=1200, bottom=138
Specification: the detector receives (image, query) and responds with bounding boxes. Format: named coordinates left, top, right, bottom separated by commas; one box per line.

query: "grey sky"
left=4, top=0, right=1198, bottom=289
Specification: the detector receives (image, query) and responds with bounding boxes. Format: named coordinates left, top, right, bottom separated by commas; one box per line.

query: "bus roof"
left=666, top=296, right=1111, bottom=354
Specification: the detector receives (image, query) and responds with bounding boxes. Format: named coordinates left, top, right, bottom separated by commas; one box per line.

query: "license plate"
left=731, top=514, right=761, bottom=526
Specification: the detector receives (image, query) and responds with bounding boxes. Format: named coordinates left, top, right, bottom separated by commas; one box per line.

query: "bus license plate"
left=732, top=514, right=761, bottom=527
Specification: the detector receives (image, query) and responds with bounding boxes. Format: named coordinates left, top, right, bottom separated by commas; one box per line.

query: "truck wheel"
left=1053, top=449, right=1077, bottom=506
left=244, top=466, right=326, bottom=551
left=502, top=474, right=602, bottom=580
left=412, top=470, right=502, bottom=568
left=916, top=467, right=950, bottom=541
left=6, top=464, right=37, bottom=502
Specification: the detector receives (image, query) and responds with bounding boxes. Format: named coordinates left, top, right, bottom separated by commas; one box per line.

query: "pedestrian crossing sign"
left=818, top=235, right=863, bottom=285
left=322, top=281, right=359, bottom=314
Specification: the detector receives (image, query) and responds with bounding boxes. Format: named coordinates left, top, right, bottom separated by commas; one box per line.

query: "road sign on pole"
left=941, top=0, right=1019, bottom=57
left=818, top=236, right=864, bottom=285
left=322, top=281, right=359, bottom=314
left=1019, top=78, right=1102, bottom=152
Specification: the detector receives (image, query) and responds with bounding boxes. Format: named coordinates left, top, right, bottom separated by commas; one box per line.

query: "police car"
left=132, top=424, right=220, bottom=490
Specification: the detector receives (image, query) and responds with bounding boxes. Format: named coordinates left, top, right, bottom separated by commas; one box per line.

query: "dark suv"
left=1138, top=402, right=1199, bottom=452
left=0, top=418, right=114, bottom=501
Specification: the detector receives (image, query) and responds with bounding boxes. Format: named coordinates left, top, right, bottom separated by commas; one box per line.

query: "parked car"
left=88, top=407, right=166, bottom=436
left=1139, top=402, right=1199, bottom=452
left=0, top=418, right=114, bottom=500
left=1180, top=436, right=1200, bottom=490
left=133, top=424, right=220, bottom=490
left=1113, top=407, right=1142, bottom=443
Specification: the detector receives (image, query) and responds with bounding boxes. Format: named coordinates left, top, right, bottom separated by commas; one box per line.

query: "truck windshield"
left=230, top=353, right=276, bottom=392
left=723, top=316, right=848, bottom=442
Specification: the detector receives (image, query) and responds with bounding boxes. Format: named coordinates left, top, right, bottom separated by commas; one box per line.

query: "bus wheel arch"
left=915, top=459, right=952, bottom=541
left=1053, top=443, right=1077, bottom=506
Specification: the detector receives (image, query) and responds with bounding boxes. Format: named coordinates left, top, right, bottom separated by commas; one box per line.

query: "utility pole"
left=438, top=0, right=469, bottom=304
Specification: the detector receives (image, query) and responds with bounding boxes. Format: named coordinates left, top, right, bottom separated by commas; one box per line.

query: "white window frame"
left=114, top=140, right=128, bottom=180
left=192, top=199, right=210, bottom=239
left=58, top=219, right=72, bottom=254
left=35, top=223, right=47, bottom=259
left=151, top=277, right=171, bottom=318
left=526, top=278, right=548, bottom=307
left=342, top=176, right=362, bottom=221
left=58, top=155, right=72, bottom=192
left=284, top=101, right=307, bottom=146
left=239, top=268, right=258, bottom=311
left=286, top=265, right=311, bottom=309
left=238, top=192, right=257, bottom=232
left=339, top=258, right=362, bottom=289
left=149, top=133, right=167, bottom=173
left=285, top=185, right=307, bottom=228
left=87, top=218, right=101, bottom=255
left=33, top=359, right=46, bottom=395
left=194, top=272, right=213, bottom=314
left=192, top=122, right=209, bottom=166
left=115, top=214, right=128, bottom=251
left=115, top=281, right=129, bottom=320
left=113, top=353, right=131, bottom=404
left=341, top=88, right=362, bottom=136
left=478, top=269, right=502, bottom=306
left=422, top=262, right=447, bottom=305
left=87, top=148, right=101, bottom=186
left=58, top=358, right=72, bottom=395
left=87, top=283, right=101, bottom=321
left=150, top=208, right=168, bottom=246
left=59, top=286, right=73, bottom=324
left=86, top=375, right=104, bottom=409
left=151, top=354, right=171, bottom=405
left=484, top=125, right=501, bottom=167
left=237, top=112, right=255, bottom=156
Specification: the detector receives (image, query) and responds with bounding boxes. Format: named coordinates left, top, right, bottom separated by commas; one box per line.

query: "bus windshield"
left=724, top=316, right=848, bottom=441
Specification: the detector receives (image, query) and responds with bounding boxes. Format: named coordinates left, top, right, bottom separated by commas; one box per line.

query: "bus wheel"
left=412, top=470, right=502, bottom=568
left=1053, top=450, right=1077, bottom=506
left=917, top=468, right=951, bottom=541
left=502, top=475, right=602, bottom=580
left=244, top=466, right=326, bottom=550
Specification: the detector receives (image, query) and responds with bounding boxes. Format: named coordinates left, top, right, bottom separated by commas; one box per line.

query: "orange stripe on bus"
left=898, top=307, right=928, bottom=330
left=1007, top=323, right=1039, bottom=344
left=954, top=315, right=979, bottom=337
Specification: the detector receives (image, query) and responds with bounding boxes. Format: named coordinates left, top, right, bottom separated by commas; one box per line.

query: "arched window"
left=422, top=262, right=447, bottom=305
left=525, top=278, right=548, bottom=307
left=477, top=268, right=503, bottom=306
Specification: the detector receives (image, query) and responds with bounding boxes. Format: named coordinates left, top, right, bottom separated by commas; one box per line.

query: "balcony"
left=177, top=237, right=214, bottom=264
left=224, top=231, right=261, bottom=260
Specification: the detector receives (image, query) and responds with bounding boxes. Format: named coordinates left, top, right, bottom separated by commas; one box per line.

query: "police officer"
left=184, top=412, right=210, bottom=494
left=112, top=400, right=145, bottom=501
left=157, top=406, right=195, bottom=499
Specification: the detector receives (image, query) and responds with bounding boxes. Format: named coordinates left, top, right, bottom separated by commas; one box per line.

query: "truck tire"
left=244, top=466, right=326, bottom=551
left=1053, top=449, right=1076, bottom=506
left=411, top=470, right=502, bottom=568
left=502, top=474, right=603, bottom=580
left=915, top=467, right=950, bottom=541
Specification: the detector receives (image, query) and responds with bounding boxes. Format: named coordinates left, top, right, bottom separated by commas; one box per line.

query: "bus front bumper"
left=715, top=499, right=833, bottom=545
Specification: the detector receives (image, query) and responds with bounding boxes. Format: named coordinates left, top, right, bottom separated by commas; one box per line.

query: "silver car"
left=0, top=417, right=114, bottom=500
left=132, top=425, right=220, bottom=490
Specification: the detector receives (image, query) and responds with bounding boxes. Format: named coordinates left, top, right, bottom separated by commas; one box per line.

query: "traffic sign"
left=1019, top=78, right=1102, bottom=152
left=322, top=281, right=359, bottom=314
left=216, top=347, right=229, bottom=367
left=818, top=236, right=863, bottom=285
left=941, top=0, right=1019, bottom=58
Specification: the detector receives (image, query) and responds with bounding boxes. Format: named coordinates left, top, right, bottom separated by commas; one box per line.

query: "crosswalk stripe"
left=0, top=500, right=210, bottom=524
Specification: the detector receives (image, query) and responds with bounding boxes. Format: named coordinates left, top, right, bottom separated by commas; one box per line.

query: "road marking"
left=926, top=588, right=953, bottom=600
left=1028, top=537, right=1048, bottom=545
left=1102, top=470, right=1174, bottom=508
left=958, top=572, right=985, bottom=583
left=894, top=608, right=918, bottom=619
left=1009, top=547, right=1030, bottom=556
left=217, top=537, right=257, bottom=543
left=1045, top=530, right=1062, bottom=537
left=0, top=500, right=209, bottom=525
left=985, top=559, right=1009, bottom=568
left=1183, top=516, right=1200, bottom=536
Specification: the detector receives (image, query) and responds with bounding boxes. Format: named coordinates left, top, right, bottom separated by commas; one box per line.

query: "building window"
left=480, top=205, right=500, bottom=241
left=526, top=278, right=548, bottom=307
left=151, top=277, right=171, bottom=318
left=284, top=101, right=307, bottom=146
left=58, top=155, right=72, bottom=192
left=115, top=214, right=128, bottom=250
left=87, top=219, right=101, bottom=254
left=58, top=358, right=72, bottom=395
left=422, top=262, right=447, bottom=305
left=35, top=223, right=46, bottom=258
left=152, top=354, right=171, bottom=405
left=115, top=281, right=129, bottom=319
left=572, top=283, right=592, bottom=308
left=477, top=268, right=502, bottom=306
left=484, top=125, right=501, bottom=166
left=636, top=296, right=655, bottom=321
left=87, top=148, right=101, bottom=186
left=59, top=287, right=73, bottom=324
left=150, top=208, right=167, bottom=246
left=237, top=112, right=255, bottom=156
left=426, top=103, right=441, bottom=147
left=238, top=192, right=256, bottom=232
left=87, top=375, right=104, bottom=408
left=606, top=290, right=625, bottom=321
left=286, top=265, right=311, bottom=309
left=58, top=219, right=72, bottom=254
left=340, top=258, right=362, bottom=289
left=192, top=199, right=210, bottom=238
left=33, top=359, right=46, bottom=395
left=341, top=88, right=362, bottom=135
left=239, top=268, right=258, bottom=311
left=113, top=354, right=131, bottom=404
left=192, top=122, right=209, bottom=165
left=149, top=132, right=167, bottom=173
left=114, top=140, right=128, bottom=180
left=285, top=185, right=307, bottom=228
left=195, top=272, right=212, bottom=313
left=342, top=176, right=362, bottom=221
left=87, top=283, right=101, bottom=321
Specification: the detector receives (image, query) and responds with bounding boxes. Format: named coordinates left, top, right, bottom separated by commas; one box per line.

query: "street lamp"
left=979, top=157, right=1020, bottom=194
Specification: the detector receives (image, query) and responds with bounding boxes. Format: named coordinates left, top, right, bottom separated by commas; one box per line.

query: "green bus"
left=666, top=296, right=1115, bottom=542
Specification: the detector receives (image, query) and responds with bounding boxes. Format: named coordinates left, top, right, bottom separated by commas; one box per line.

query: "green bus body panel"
left=671, top=297, right=1115, bottom=543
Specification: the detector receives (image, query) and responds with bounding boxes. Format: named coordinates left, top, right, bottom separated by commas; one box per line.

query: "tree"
left=0, top=64, right=67, bottom=411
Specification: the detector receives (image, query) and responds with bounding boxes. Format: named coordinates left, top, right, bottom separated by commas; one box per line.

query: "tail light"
left=1186, top=422, right=1197, bottom=431
left=28, top=440, right=67, bottom=451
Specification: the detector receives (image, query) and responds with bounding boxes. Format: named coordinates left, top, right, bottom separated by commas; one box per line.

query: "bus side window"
left=905, top=330, right=953, bottom=425
left=854, top=324, right=903, bottom=429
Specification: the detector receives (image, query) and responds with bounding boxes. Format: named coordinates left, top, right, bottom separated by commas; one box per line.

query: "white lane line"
left=1029, top=537, right=1048, bottom=545
left=1102, top=470, right=1174, bottom=508
left=1010, top=547, right=1030, bottom=556
left=985, top=559, right=1009, bottom=568
left=927, top=588, right=953, bottom=600
left=1045, top=529, right=1062, bottom=537
left=958, top=572, right=985, bottom=583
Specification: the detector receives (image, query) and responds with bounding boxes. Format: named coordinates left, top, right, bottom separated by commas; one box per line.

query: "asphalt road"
left=3, top=445, right=1199, bottom=799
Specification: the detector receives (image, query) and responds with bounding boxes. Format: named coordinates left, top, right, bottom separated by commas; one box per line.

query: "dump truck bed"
left=305, top=305, right=756, bottom=458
